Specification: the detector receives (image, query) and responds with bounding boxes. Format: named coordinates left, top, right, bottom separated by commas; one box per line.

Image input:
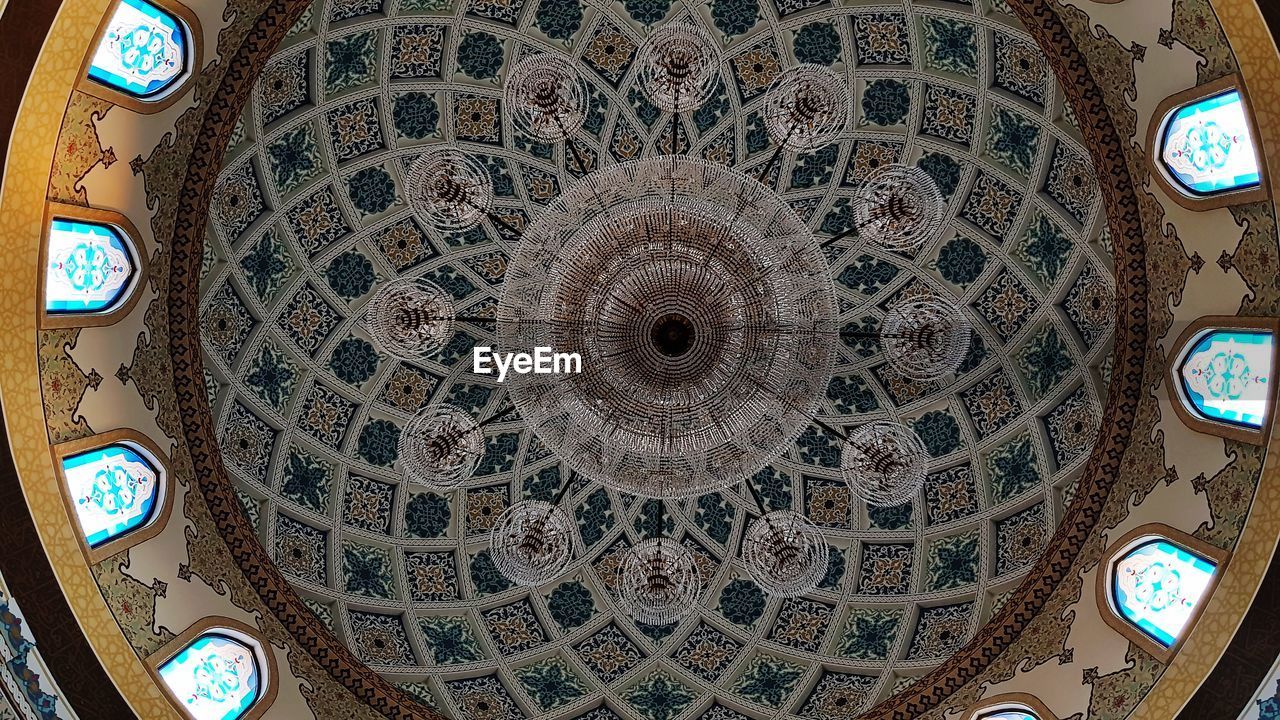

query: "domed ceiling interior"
left=199, top=0, right=1116, bottom=715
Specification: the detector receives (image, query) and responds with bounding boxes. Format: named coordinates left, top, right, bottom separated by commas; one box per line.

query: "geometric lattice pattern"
left=201, top=0, right=1115, bottom=715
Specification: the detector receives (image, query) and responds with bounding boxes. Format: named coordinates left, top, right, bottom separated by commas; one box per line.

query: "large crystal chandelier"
left=497, top=155, right=838, bottom=498
left=379, top=25, right=978, bottom=622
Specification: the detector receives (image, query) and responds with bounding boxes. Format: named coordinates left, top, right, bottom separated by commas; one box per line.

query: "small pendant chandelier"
left=840, top=421, right=929, bottom=507
left=397, top=403, right=485, bottom=488
left=618, top=537, right=702, bottom=625
left=489, top=499, right=576, bottom=586
left=741, top=510, right=829, bottom=597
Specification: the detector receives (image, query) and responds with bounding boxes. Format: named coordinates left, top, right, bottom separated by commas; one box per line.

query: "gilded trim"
left=1129, top=0, right=1280, bottom=714
left=0, top=0, right=178, bottom=714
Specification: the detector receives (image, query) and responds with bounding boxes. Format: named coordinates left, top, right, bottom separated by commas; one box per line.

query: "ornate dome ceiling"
left=198, top=0, right=1116, bottom=715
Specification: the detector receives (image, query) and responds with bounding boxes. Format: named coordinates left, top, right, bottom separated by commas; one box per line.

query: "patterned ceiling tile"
left=201, top=0, right=1116, bottom=712
left=799, top=671, right=877, bottom=719
left=835, top=607, right=901, bottom=660
left=349, top=611, right=418, bottom=666
left=445, top=675, right=525, bottom=720
left=994, top=502, right=1046, bottom=575
left=418, top=614, right=486, bottom=665
left=906, top=602, right=972, bottom=661
left=730, top=654, right=806, bottom=709
left=925, top=531, right=980, bottom=591
left=621, top=669, right=696, bottom=720
left=405, top=551, right=459, bottom=601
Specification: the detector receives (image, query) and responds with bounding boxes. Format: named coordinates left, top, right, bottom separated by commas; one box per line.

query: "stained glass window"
left=87, top=0, right=190, bottom=100
left=1110, top=539, right=1219, bottom=649
left=978, top=711, right=1038, bottom=720
left=1159, top=89, right=1262, bottom=197
left=62, top=443, right=161, bottom=547
left=45, top=218, right=138, bottom=315
left=157, top=633, right=263, bottom=720
left=1178, top=330, right=1273, bottom=429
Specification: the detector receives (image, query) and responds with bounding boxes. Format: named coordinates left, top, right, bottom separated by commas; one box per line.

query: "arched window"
left=41, top=203, right=148, bottom=328
left=1098, top=524, right=1229, bottom=662
left=965, top=693, right=1057, bottom=720
left=81, top=0, right=201, bottom=112
left=1149, top=75, right=1268, bottom=210
left=979, top=711, right=1036, bottom=720
left=1168, top=316, right=1279, bottom=444
left=152, top=621, right=275, bottom=720
left=53, top=430, right=173, bottom=562
left=63, top=442, right=160, bottom=547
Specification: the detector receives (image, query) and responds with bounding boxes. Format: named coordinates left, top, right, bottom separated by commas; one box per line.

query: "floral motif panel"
left=44, top=218, right=136, bottom=315
left=157, top=633, right=262, bottom=720
left=87, top=0, right=189, bottom=99
left=62, top=443, right=160, bottom=547
left=1178, top=330, right=1273, bottom=429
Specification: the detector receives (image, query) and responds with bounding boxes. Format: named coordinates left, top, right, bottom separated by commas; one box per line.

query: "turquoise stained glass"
left=63, top=443, right=160, bottom=547
left=157, top=633, right=262, bottom=720
left=1159, top=89, right=1261, bottom=196
left=1178, top=330, right=1273, bottom=429
left=87, top=0, right=189, bottom=99
left=979, top=711, right=1037, bottom=720
left=1110, top=539, right=1218, bottom=649
left=45, top=218, right=137, bottom=315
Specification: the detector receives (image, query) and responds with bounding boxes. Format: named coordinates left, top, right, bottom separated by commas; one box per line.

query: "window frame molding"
left=1146, top=73, right=1270, bottom=211
left=1166, top=315, right=1280, bottom=445
left=39, top=201, right=150, bottom=329
left=1095, top=523, right=1231, bottom=663
left=75, top=0, right=204, bottom=114
left=966, top=692, right=1059, bottom=720
left=145, top=616, right=278, bottom=720
left=51, top=428, right=175, bottom=564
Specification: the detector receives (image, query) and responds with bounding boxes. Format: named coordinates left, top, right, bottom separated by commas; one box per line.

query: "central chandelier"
left=374, top=31, right=969, bottom=621
left=497, top=155, right=838, bottom=498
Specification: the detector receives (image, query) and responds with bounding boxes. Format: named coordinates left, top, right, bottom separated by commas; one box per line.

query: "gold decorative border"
left=38, top=201, right=151, bottom=329
left=1145, top=74, right=1271, bottom=211
left=74, top=0, right=204, bottom=115
left=0, top=0, right=178, bottom=715
left=51, top=429, right=175, bottom=565
left=1129, top=1, right=1280, bottom=716
left=143, top=616, right=279, bottom=720
left=1094, top=523, right=1232, bottom=664
left=1165, top=315, right=1280, bottom=445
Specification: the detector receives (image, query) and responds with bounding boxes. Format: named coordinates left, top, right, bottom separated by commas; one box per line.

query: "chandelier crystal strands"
left=741, top=510, right=829, bottom=597
left=365, top=276, right=463, bottom=361
left=397, top=403, right=485, bottom=488
left=840, top=421, right=929, bottom=507
left=635, top=22, right=720, bottom=113
left=879, top=296, right=973, bottom=381
left=387, top=25, right=978, bottom=613
left=850, top=163, right=947, bottom=252
left=618, top=537, right=703, bottom=625
left=504, top=54, right=588, bottom=142
left=489, top=498, right=576, bottom=586
left=762, top=63, right=850, bottom=153
left=405, top=147, right=494, bottom=232
left=497, top=155, right=838, bottom=498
